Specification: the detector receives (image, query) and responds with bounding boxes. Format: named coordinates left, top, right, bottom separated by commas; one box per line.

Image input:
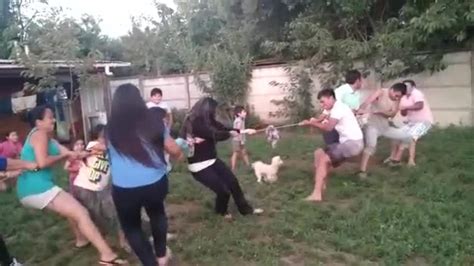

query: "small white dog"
left=252, top=156, right=284, bottom=183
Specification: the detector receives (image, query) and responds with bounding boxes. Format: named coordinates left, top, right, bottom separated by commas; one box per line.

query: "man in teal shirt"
left=322, top=70, right=364, bottom=144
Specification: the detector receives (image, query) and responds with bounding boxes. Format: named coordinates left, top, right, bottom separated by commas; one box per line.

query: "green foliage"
left=169, top=107, right=188, bottom=138
left=244, top=105, right=263, bottom=128
left=270, top=66, right=314, bottom=123
left=0, top=0, right=12, bottom=58
left=121, top=3, right=187, bottom=75
left=205, top=51, right=252, bottom=105
left=265, top=0, right=474, bottom=88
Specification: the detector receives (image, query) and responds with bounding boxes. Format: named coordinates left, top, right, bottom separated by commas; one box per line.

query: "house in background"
left=0, top=60, right=131, bottom=143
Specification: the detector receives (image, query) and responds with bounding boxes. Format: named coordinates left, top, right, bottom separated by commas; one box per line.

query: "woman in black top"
left=180, top=97, right=263, bottom=219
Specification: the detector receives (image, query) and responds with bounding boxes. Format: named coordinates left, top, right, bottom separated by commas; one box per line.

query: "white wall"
left=107, top=51, right=473, bottom=127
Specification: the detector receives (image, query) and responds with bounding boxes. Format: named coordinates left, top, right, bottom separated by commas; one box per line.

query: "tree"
left=0, top=0, right=12, bottom=58
left=266, top=0, right=474, bottom=87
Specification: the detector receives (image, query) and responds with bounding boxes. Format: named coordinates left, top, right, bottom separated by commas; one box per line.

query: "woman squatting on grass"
left=16, top=105, right=126, bottom=265
left=180, top=97, right=263, bottom=220
left=107, top=83, right=183, bottom=266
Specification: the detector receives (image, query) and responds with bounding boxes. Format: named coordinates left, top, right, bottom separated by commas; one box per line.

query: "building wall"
left=107, top=51, right=473, bottom=127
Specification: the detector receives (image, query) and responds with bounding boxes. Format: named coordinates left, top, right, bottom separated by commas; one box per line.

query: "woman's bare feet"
left=304, top=194, right=322, bottom=202
left=407, top=161, right=416, bottom=167
left=224, top=213, right=233, bottom=221
left=253, top=208, right=264, bottom=215
left=74, top=240, right=90, bottom=248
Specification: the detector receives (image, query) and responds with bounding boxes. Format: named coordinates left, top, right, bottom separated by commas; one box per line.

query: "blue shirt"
left=108, top=132, right=169, bottom=188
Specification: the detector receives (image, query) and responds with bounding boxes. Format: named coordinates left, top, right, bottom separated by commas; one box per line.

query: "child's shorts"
left=232, top=140, right=246, bottom=152
left=74, top=186, right=120, bottom=234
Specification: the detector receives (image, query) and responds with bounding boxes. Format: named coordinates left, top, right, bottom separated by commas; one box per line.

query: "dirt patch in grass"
left=168, top=201, right=203, bottom=233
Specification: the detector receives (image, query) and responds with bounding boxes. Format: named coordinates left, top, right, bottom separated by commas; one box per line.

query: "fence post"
left=139, top=76, right=145, bottom=99
left=471, top=47, right=474, bottom=126
left=185, top=73, right=191, bottom=109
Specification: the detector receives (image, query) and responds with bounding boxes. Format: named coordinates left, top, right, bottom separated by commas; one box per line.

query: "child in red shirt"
left=0, top=131, right=23, bottom=159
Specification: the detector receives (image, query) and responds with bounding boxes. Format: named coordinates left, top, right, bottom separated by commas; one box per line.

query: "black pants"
left=191, top=159, right=254, bottom=215
left=112, top=177, right=168, bottom=266
left=0, top=236, right=12, bottom=266
left=323, top=129, right=340, bottom=145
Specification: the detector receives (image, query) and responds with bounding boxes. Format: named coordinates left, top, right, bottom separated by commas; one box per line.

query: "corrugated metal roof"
left=0, top=59, right=131, bottom=69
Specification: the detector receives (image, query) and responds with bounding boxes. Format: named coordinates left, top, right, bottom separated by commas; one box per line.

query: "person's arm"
left=194, top=120, right=232, bottom=142
left=64, top=160, right=71, bottom=171
left=401, top=90, right=425, bottom=112
left=212, top=119, right=235, bottom=132
left=359, top=89, right=382, bottom=113
left=167, top=109, right=173, bottom=128
left=165, top=137, right=183, bottom=161
left=314, top=112, right=328, bottom=123
left=3, top=158, right=37, bottom=171
left=403, top=101, right=424, bottom=111
left=31, top=131, right=70, bottom=169
left=310, top=117, right=339, bottom=132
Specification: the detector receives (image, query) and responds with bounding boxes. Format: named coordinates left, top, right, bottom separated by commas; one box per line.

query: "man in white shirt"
left=318, top=70, right=364, bottom=144
left=300, top=89, right=364, bottom=202
left=146, top=88, right=173, bottom=127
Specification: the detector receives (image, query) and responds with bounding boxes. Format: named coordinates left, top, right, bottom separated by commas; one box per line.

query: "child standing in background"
left=231, top=106, right=256, bottom=172
left=0, top=131, right=23, bottom=159
left=72, top=125, right=130, bottom=252
left=0, top=131, right=24, bottom=191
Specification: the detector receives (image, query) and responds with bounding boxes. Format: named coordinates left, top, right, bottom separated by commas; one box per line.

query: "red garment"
left=0, top=140, right=23, bottom=159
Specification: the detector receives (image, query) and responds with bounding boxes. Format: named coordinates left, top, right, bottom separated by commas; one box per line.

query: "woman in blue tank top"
left=17, top=106, right=126, bottom=265
left=107, top=84, right=183, bottom=266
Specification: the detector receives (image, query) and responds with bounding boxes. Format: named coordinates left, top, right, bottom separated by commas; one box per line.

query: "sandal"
left=99, top=257, right=127, bottom=265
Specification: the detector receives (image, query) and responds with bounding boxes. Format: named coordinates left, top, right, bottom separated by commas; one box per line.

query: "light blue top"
left=17, top=128, right=60, bottom=199
left=108, top=131, right=169, bottom=188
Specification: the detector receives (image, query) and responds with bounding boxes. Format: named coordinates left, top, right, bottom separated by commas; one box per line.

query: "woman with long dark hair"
left=180, top=97, right=263, bottom=219
left=107, top=83, right=182, bottom=266
left=17, top=105, right=126, bottom=265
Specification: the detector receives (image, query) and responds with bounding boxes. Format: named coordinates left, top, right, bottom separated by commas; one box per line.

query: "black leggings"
left=0, top=235, right=12, bottom=266
left=191, top=159, right=254, bottom=215
left=112, top=177, right=168, bottom=266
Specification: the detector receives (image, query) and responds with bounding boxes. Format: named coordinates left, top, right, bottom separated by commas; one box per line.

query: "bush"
left=270, top=66, right=315, bottom=123
left=170, top=108, right=188, bottom=138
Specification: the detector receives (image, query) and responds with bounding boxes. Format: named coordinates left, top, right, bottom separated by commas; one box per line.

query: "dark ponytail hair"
left=28, top=105, right=53, bottom=128
left=180, top=97, right=219, bottom=138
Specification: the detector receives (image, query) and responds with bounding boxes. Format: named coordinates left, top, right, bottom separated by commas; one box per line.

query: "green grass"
left=1, top=127, right=474, bottom=265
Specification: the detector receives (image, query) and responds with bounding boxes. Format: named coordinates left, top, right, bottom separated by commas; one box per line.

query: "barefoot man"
left=300, top=89, right=363, bottom=202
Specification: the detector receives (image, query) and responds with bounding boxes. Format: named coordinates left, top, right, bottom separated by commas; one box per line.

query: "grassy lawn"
left=1, top=127, right=474, bottom=265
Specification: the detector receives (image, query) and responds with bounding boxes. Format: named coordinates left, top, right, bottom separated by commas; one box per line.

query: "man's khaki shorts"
left=325, top=139, right=364, bottom=166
